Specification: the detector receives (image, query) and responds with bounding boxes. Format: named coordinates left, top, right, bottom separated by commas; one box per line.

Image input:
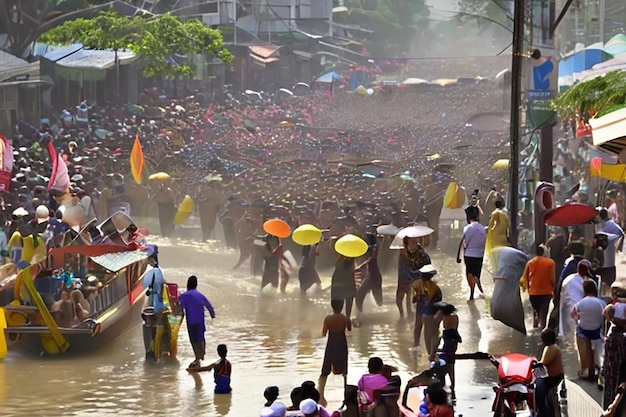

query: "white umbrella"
left=389, top=225, right=434, bottom=249
left=376, top=224, right=401, bottom=236
left=396, top=225, right=434, bottom=239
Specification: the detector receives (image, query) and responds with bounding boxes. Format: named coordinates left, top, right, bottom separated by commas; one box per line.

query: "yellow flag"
left=130, top=133, right=144, bottom=184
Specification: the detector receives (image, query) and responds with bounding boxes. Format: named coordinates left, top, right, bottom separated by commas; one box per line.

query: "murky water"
left=0, top=234, right=584, bottom=416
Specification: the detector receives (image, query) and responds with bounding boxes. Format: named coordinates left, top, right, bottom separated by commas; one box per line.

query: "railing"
left=91, top=271, right=129, bottom=316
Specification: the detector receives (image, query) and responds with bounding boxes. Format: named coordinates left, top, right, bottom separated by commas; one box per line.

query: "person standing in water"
left=412, top=265, right=442, bottom=357
left=261, top=234, right=282, bottom=292
left=298, top=243, right=321, bottom=297
left=179, top=275, right=216, bottom=369
left=331, top=254, right=357, bottom=323
left=397, top=236, right=431, bottom=319
left=354, top=234, right=383, bottom=326
left=319, top=298, right=351, bottom=407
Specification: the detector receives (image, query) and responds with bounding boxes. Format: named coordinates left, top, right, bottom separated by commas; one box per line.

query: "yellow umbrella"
left=443, top=182, right=466, bottom=209
left=492, top=159, right=509, bottom=170
left=174, top=195, right=194, bottom=225
left=148, top=172, right=171, bottom=181
left=335, top=234, right=368, bottom=258
left=292, top=224, right=322, bottom=246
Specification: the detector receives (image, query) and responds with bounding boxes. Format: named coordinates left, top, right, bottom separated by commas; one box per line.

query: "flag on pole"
left=130, top=133, right=144, bottom=184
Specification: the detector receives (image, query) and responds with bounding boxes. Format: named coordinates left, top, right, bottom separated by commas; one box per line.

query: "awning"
left=590, top=107, right=626, bottom=155
left=91, top=249, right=151, bottom=272
left=249, top=45, right=280, bottom=66
left=0, top=75, right=54, bottom=88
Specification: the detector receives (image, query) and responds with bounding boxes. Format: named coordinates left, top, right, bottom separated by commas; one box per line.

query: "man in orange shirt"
left=521, top=244, right=556, bottom=329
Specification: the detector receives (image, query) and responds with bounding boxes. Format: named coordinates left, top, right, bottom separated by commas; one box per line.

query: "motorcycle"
left=490, top=353, right=538, bottom=417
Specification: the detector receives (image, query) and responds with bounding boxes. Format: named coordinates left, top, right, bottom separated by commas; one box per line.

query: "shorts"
left=187, top=323, right=206, bottom=343
left=464, top=256, right=483, bottom=280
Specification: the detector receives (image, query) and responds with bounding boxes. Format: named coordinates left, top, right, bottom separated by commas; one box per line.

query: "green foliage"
left=38, top=10, right=233, bottom=77
left=551, top=70, right=626, bottom=120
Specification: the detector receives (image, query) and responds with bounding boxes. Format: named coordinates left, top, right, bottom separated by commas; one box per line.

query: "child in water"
left=188, top=344, right=232, bottom=393
left=432, top=302, right=461, bottom=400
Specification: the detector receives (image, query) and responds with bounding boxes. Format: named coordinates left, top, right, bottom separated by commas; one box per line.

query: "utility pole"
left=508, top=0, right=525, bottom=247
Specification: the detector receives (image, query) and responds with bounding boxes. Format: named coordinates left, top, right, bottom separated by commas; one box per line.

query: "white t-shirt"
left=574, top=296, right=606, bottom=330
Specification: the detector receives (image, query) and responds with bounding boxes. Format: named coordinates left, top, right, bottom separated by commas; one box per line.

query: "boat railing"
left=91, top=272, right=129, bottom=317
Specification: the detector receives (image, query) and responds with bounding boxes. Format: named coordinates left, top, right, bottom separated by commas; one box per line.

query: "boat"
left=0, top=211, right=160, bottom=356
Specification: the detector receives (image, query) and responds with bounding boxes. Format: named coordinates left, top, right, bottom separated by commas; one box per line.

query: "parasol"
left=263, top=219, right=291, bottom=238
left=376, top=224, right=401, bottom=236
left=334, top=234, right=368, bottom=258
left=292, top=224, right=322, bottom=245
left=148, top=172, right=171, bottom=181
left=492, top=159, right=510, bottom=170
left=389, top=225, right=434, bottom=249
left=543, top=203, right=598, bottom=226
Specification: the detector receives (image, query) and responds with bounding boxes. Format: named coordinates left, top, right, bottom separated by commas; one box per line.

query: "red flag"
left=130, top=133, right=144, bottom=184
left=47, top=141, right=69, bottom=192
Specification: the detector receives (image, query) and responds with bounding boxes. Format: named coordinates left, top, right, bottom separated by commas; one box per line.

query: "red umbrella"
left=543, top=203, right=598, bottom=226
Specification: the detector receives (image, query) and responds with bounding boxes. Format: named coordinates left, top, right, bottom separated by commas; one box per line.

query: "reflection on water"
left=0, top=240, right=579, bottom=416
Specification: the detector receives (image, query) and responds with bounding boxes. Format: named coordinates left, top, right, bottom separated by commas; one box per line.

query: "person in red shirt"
left=521, top=244, right=556, bottom=329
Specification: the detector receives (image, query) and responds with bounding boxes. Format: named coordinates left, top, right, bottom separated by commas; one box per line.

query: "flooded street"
left=0, top=233, right=582, bottom=416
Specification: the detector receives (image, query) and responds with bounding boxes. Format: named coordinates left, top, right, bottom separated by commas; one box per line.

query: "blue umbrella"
left=316, top=71, right=340, bottom=83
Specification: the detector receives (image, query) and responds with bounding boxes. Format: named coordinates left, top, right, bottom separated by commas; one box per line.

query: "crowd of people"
left=3, top=54, right=625, bottom=417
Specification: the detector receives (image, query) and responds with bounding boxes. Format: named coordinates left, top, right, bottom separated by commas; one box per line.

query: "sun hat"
left=299, top=398, right=319, bottom=414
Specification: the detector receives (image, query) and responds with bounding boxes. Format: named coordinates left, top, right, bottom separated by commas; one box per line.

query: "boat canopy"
left=91, top=249, right=152, bottom=272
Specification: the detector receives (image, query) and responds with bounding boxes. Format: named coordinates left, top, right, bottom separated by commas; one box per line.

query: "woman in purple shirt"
left=179, top=275, right=216, bottom=369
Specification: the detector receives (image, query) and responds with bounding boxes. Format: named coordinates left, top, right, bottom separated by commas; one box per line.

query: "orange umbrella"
left=263, top=219, right=291, bottom=238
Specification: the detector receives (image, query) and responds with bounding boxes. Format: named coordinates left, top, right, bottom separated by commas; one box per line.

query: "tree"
left=0, top=0, right=135, bottom=58
left=38, top=10, right=233, bottom=77
left=551, top=70, right=626, bottom=121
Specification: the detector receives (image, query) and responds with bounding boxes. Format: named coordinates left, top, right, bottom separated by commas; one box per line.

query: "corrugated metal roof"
left=56, top=48, right=137, bottom=70
left=39, top=43, right=83, bottom=62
